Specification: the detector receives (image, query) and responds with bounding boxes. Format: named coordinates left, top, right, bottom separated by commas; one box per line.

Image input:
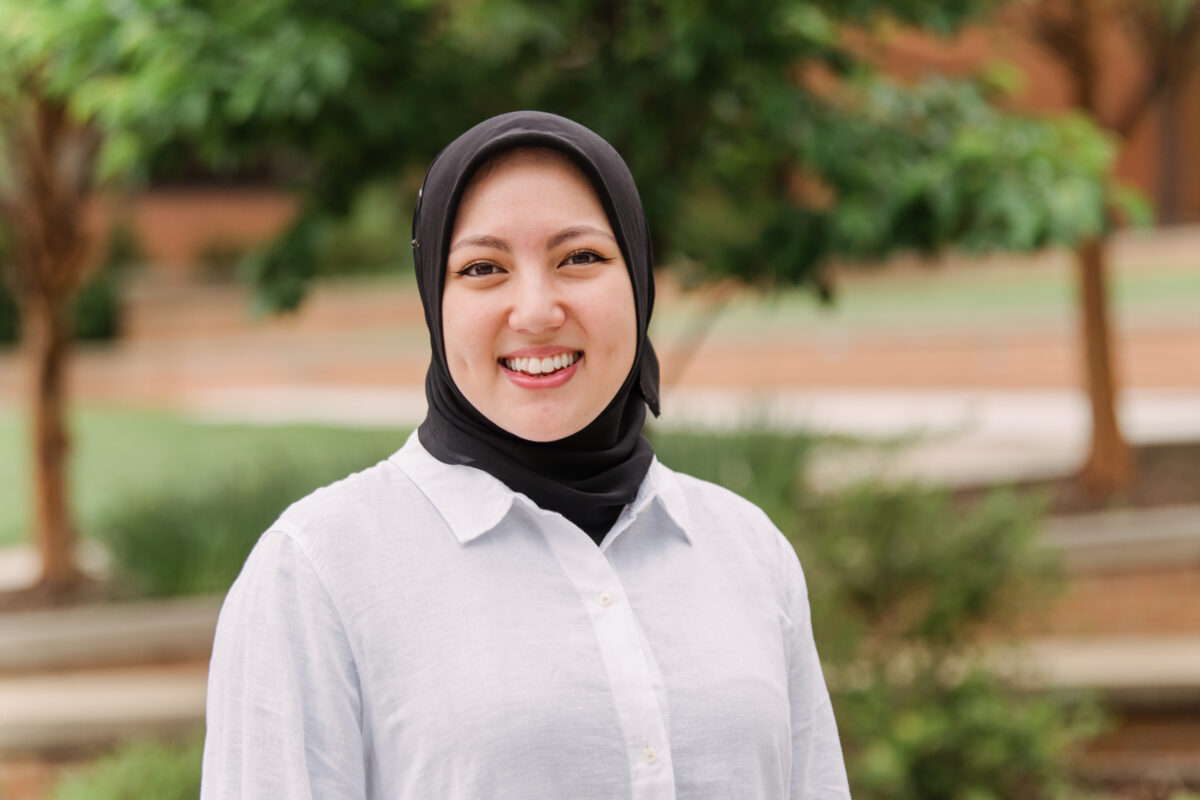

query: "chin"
left=500, top=410, right=587, bottom=443
left=508, top=423, right=580, bottom=444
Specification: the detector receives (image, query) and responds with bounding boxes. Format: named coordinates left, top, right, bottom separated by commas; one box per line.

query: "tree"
left=1, top=0, right=1116, bottom=594
left=0, top=0, right=403, bottom=594
left=428, top=0, right=1113, bottom=288
left=1005, top=0, right=1200, bottom=493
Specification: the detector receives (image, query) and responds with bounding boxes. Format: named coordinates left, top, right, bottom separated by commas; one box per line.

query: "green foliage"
left=446, top=1, right=1115, bottom=296
left=2, top=0, right=1119, bottom=311
left=97, top=442, right=393, bottom=597
left=243, top=183, right=415, bottom=308
left=0, top=0, right=357, bottom=181
left=649, top=426, right=816, bottom=532
left=310, top=182, right=416, bottom=278
left=795, top=481, right=1057, bottom=652
left=71, top=269, right=122, bottom=341
left=0, top=267, right=123, bottom=346
left=50, top=733, right=202, bottom=800
left=0, top=407, right=406, bottom=547
left=0, top=278, right=16, bottom=343
left=791, top=483, right=1098, bottom=800
left=0, top=220, right=136, bottom=346
left=840, top=672, right=1101, bottom=800
left=796, top=485, right=1096, bottom=800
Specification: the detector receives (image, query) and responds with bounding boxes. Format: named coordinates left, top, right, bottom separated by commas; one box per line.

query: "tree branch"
left=1110, top=1, right=1200, bottom=139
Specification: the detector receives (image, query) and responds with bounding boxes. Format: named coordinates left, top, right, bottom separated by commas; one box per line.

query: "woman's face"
left=442, top=150, right=637, bottom=442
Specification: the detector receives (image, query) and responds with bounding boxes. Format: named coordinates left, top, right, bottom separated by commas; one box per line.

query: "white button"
left=642, top=746, right=658, bottom=764
left=597, top=592, right=613, bottom=607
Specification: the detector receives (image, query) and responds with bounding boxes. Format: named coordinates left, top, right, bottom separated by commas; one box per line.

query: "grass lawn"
left=0, top=406, right=409, bottom=548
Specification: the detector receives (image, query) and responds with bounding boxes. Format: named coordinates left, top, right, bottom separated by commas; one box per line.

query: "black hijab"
left=413, top=111, right=660, bottom=545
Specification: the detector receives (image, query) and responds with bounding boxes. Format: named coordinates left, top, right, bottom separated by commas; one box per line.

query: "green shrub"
left=0, top=222, right=134, bottom=346
left=97, top=447, right=384, bottom=597
left=312, top=182, right=414, bottom=277
left=795, top=482, right=1059, bottom=659
left=0, top=277, right=17, bottom=343
left=795, top=483, right=1095, bottom=800
left=51, top=733, right=202, bottom=800
left=650, top=425, right=816, bottom=529
left=72, top=269, right=122, bottom=341
left=839, top=671, right=1101, bottom=800
left=0, top=273, right=123, bottom=346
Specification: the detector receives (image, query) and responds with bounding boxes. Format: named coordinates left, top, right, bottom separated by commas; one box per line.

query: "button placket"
left=538, top=514, right=677, bottom=799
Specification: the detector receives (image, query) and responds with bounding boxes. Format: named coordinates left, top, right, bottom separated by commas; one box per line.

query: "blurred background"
left=0, top=0, right=1198, bottom=798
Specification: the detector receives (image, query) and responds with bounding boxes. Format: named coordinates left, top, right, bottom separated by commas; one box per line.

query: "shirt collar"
left=391, top=432, right=693, bottom=546
left=634, top=459, right=694, bottom=545
left=390, top=433, right=516, bottom=544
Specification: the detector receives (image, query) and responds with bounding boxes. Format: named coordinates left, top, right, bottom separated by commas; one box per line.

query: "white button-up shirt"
left=202, top=433, right=849, bottom=799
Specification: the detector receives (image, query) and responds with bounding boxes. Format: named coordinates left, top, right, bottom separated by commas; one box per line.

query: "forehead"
left=457, top=147, right=600, bottom=214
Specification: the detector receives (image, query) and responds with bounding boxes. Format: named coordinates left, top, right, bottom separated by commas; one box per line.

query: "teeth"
left=504, top=352, right=579, bottom=376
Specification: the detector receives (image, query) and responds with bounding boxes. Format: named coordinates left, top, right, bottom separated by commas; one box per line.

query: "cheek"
left=442, top=290, right=493, bottom=375
left=591, top=283, right=638, bottom=373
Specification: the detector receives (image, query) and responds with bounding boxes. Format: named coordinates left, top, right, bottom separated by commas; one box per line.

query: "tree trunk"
left=1043, top=0, right=1136, bottom=497
left=1157, top=80, right=1182, bottom=224
left=0, top=95, right=98, bottom=596
left=1075, top=237, right=1136, bottom=494
left=25, top=292, right=81, bottom=590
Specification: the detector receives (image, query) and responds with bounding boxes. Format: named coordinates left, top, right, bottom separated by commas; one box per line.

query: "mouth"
left=499, top=351, right=583, bottom=378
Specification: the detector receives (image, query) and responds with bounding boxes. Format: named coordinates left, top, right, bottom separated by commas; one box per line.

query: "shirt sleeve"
left=778, top=534, right=851, bottom=800
left=201, top=529, right=367, bottom=800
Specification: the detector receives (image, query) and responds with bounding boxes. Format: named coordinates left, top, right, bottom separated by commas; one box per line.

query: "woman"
left=202, top=111, right=849, bottom=799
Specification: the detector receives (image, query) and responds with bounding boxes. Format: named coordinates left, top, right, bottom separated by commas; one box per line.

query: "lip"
left=501, top=354, right=582, bottom=390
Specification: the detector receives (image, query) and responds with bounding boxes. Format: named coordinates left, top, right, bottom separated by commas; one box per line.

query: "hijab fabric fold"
left=413, top=111, right=660, bottom=544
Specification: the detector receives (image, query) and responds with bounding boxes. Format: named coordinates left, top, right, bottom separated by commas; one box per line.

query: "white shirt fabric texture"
left=202, top=432, right=850, bottom=800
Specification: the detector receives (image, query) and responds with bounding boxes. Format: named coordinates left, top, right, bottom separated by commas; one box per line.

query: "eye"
left=560, top=249, right=613, bottom=267
left=455, top=261, right=505, bottom=277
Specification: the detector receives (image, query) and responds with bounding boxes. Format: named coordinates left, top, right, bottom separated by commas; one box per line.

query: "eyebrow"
left=545, top=225, right=617, bottom=251
left=449, top=234, right=511, bottom=253
left=448, top=225, right=617, bottom=254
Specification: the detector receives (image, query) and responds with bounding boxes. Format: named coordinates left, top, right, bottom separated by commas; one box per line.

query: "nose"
left=507, top=269, right=566, bottom=334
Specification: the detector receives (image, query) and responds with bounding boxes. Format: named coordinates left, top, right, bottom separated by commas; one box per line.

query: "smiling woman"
left=442, top=148, right=637, bottom=442
left=201, top=112, right=850, bottom=800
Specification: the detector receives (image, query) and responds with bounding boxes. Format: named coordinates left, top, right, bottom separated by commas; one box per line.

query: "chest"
left=341, top=519, right=792, bottom=798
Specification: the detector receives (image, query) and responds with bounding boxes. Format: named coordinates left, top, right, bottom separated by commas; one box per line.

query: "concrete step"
left=1044, top=504, right=1200, bottom=573
left=0, top=663, right=207, bottom=758
left=0, top=596, right=220, bottom=675
left=1001, top=636, right=1200, bottom=709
